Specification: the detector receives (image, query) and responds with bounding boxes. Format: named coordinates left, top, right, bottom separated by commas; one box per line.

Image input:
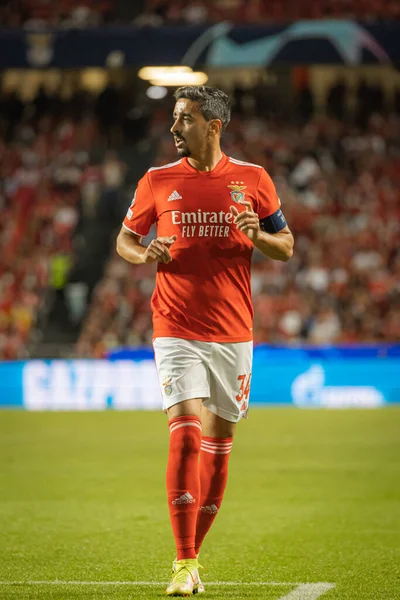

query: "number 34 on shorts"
left=236, top=373, right=252, bottom=412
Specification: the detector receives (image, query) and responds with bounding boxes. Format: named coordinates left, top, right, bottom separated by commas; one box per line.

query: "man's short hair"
left=173, top=86, right=231, bottom=134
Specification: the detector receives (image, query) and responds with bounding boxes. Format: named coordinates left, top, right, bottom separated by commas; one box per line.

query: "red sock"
left=166, top=416, right=202, bottom=560
left=195, top=436, right=233, bottom=554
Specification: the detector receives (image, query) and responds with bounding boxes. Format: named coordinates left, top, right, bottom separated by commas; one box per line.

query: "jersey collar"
left=182, top=153, right=229, bottom=175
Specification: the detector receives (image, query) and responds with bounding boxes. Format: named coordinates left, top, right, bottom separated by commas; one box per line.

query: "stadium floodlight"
left=138, top=66, right=192, bottom=81
left=149, top=71, right=208, bottom=86
left=146, top=85, right=168, bottom=100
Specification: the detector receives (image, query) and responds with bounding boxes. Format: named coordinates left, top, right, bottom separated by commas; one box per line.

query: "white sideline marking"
left=0, top=581, right=335, bottom=595
left=0, top=581, right=294, bottom=586
left=279, top=583, right=336, bottom=599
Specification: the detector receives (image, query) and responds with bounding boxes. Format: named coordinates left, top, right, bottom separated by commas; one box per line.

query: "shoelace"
left=172, top=562, right=203, bottom=584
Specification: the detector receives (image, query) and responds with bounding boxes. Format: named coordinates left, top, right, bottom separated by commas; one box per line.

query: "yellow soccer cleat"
left=171, top=557, right=205, bottom=594
left=166, top=558, right=201, bottom=596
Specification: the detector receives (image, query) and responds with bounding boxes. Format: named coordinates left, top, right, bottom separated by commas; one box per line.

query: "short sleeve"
left=255, top=168, right=281, bottom=220
left=122, top=172, right=156, bottom=237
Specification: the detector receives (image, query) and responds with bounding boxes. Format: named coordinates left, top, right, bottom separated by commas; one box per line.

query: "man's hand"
left=230, top=201, right=260, bottom=243
left=142, top=235, right=177, bottom=264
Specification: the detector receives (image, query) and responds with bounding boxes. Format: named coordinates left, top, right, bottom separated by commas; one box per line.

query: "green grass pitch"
left=0, top=408, right=399, bottom=599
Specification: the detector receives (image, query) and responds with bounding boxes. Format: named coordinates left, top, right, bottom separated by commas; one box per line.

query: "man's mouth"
left=175, top=137, right=185, bottom=146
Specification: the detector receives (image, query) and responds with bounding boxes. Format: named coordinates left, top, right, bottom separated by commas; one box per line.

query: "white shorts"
left=153, top=337, right=253, bottom=423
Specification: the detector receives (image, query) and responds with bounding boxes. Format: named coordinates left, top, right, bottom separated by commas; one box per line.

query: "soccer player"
left=116, top=86, right=294, bottom=596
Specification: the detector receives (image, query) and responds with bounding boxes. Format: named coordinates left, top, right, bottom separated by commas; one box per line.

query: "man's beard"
left=174, top=136, right=191, bottom=157
left=177, top=145, right=191, bottom=157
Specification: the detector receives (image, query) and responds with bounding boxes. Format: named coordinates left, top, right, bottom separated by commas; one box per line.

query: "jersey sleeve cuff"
left=122, top=222, right=148, bottom=237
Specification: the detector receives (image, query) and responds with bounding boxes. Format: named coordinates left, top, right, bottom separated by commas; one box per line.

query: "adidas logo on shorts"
left=172, top=492, right=195, bottom=505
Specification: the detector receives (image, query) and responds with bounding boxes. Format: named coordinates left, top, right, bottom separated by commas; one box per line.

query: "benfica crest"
left=162, top=377, right=172, bottom=397
left=228, top=181, right=247, bottom=203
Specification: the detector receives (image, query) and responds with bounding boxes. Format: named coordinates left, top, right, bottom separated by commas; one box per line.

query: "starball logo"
left=171, top=210, right=233, bottom=238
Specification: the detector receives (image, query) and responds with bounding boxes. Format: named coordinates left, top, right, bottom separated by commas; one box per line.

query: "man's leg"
left=154, top=338, right=210, bottom=595
left=195, top=339, right=252, bottom=553
left=167, top=399, right=202, bottom=560
left=195, top=406, right=236, bottom=555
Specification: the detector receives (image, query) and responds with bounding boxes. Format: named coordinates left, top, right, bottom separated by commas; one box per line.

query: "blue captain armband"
left=259, top=208, right=287, bottom=234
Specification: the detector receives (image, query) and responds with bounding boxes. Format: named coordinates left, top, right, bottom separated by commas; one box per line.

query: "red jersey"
left=122, top=153, right=281, bottom=342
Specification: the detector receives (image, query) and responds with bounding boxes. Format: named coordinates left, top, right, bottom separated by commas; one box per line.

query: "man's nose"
left=170, top=120, right=179, bottom=134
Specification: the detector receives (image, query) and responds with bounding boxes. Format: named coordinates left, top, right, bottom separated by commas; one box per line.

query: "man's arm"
left=253, top=226, right=294, bottom=262
left=230, top=201, right=293, bottom=262
left=116, top=226, right=176, bottom=265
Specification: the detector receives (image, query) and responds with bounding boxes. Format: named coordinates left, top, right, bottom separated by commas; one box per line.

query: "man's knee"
left=167, top=398, right=203, bottom=420
left=201, top=406, right=236, bottom=438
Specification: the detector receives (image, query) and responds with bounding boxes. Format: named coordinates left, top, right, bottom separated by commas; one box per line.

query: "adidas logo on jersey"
left=199, top=504, right=218, bottom=514
left=172, top=492, right=195, bottom=505
left=168, top=190, right=182, bottom=201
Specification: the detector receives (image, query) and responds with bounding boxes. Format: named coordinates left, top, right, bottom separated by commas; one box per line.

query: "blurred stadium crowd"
left=0, top=85, right=132, bottom=359
left=1, top=0, right=399, bottom=28
left=135, top=0, right=400, bottom=26
left=1, top=75, right=400, bottom=360
left=77, top=81, right=400, bottom=357
left=1, top=0, right=400, bottom=359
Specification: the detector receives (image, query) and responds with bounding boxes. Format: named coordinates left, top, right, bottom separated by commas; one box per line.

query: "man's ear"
left=209, top=119, right=222, bottom=136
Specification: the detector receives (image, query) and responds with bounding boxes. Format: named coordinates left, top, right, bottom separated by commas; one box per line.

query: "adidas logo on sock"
left=172, top=492, right=195, bottom=505
left=168, top=190, right=182, bottom=201
left=199, top=504, right=218, bottom=514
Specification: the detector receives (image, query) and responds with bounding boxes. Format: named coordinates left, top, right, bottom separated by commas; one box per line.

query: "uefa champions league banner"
left=0, top=21, right=399, bottom=68
left=0, top=346, right=399, bottom=410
